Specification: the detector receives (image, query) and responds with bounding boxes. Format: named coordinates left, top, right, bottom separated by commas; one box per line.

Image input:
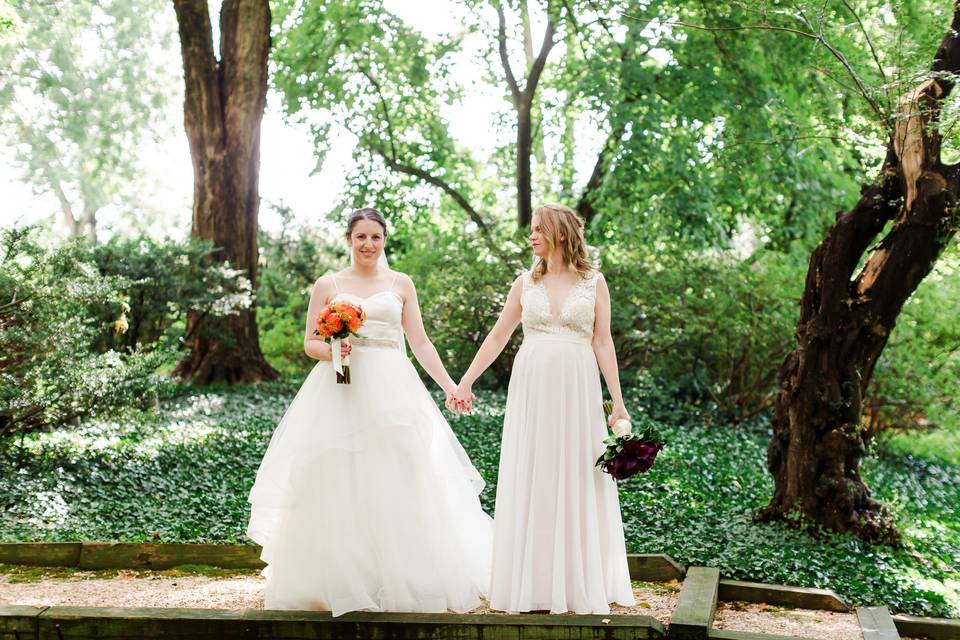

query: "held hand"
left=451, top=383, right=476, bottom=415
left=444, top=391, right=464, bottom=415
left=608, top=403, right=631, bottom=434
left=339, top=338, right=353, bottom=359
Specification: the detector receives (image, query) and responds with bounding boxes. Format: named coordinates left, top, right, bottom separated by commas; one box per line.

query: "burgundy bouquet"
left=595, top=401, right=664, bottom=481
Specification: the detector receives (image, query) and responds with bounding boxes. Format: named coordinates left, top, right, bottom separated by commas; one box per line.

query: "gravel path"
left=714, top=600, right=862, bottom=640
left=1, top=569, right=864, bottom=639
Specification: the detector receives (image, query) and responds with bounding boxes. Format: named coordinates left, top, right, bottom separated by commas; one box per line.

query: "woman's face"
left=347, top=218, right=386, bottom=267
left=529, top=214, right=549, bottom=258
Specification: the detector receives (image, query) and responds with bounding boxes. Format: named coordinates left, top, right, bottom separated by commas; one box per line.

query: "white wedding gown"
left=489, top=269, right=635, bottom=614
left=246, top=284, right=493, bottom=616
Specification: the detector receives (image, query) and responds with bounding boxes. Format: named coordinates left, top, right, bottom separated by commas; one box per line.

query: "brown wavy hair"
left=345, top=207, right=388, bottom=237
left=530, top=203, right=593, bottom=282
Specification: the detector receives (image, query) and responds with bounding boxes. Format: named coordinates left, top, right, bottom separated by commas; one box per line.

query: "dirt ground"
left=0, top=566, right=865, bottom=638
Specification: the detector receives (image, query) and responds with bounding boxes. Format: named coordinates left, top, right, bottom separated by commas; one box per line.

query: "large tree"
left=754, top=2, right=960, bottom=542
left=171, top=0, right=277, bottom=384
left=0, top=0, right=175, bottom=241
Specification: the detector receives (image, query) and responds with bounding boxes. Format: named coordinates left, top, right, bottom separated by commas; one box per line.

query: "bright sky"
left=0, top=0, right=598, bottom=240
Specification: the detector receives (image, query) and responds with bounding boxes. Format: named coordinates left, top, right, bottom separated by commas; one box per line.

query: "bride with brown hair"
left=452, top=203, right=635, bottom=614
left=247, top=207, right=492, bottom=616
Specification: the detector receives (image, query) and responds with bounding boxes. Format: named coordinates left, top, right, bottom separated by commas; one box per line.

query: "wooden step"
left=670, top=566, right=720, bottom=639
left=0, top=606, right=667, bottom=640
left=858, top=606, right=900, bottom=640
left=718, top=579, right=849, bottom=612
left=892, top=613, right=960, bottom=640
left=707, top=630, right=817, bottom=640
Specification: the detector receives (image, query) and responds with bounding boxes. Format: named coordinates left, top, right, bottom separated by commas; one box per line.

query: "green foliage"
left=391, top=225, right=527, bottom=388
left=867, top=246, right=960, bottom=439
left=1, top=384, right=955, bottom=616
left=0, top=0, right=177, bottom=239
left=0, top=227, right=168, bottom=438
left=87, top=236, right=255, bottom=355
left=603, top=244, right=805, bottom=421
left=256, top=211, right=346, bottom=377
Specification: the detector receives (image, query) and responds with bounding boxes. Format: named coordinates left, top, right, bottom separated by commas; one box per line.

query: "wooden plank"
left=859, top=606, right=901, bottom=640
left=0, top=605, right=46, bottom=640
left=718, top=579, right=850, bottom=612
left=707, top=630, right=818, bottom=640
left=670, top=566, right=720, bottom=640
left=36, top=607, right=666, bottom=639
left=0, top=543, right=81, bottom=567
left=893, top=613, right=960, bottom=640
left=628, top=554, right=686, bottom=582
left=77, top=543, right=265, bottom=570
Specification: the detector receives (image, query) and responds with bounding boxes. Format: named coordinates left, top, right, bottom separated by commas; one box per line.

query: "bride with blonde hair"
left=451, top=203, right=635, bottom=614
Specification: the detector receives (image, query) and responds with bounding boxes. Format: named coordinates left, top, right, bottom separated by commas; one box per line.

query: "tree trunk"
left=760, top=6, right=960, bottom=543
left=516, top=101, right=534, bottom=228
left=171, top=0, right=277, bottom=385
left=496, top=4, right=555, bottom=229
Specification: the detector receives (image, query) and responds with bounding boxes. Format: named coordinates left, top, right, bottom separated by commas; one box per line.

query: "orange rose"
left=347, top=316, right=362, bottom=333
left=325, top=314, right=343, bottom=333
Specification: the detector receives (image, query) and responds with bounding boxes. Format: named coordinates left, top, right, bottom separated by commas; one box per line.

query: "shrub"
left=256, top=217, right=345, bottom=377
left=393, top=226, right=527, bottom=388
left=867, top=245, right=960, bottom=445
left=602, top=245, right=804, bottom=422
left=88, top=236, right=255, bottom=355
left=0, top=227, right=167, bottom=438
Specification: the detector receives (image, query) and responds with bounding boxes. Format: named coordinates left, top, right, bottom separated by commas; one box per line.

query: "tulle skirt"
left=247, top=344, right=493, bottom=616
left=489, top=333, right=635, bottom=614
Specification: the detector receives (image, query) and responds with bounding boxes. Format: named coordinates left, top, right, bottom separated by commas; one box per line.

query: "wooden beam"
left=670, top=566, right=720, bottom=639
left=0, top=606, right=45, bottom=640
left=718, top=579, right=850, bottom=612
left=0, top=543, right=80, bottom=567
left=30, top=607, right=665, bottom=639
left=858, top=606, right=901, bottom=640
left=707, top=630, right=818, bottom=640
left=892, top=613, right=960, bottom=640
left=628, top=554, right=686, bottom=582
left=76, top=543, right=264, bottom=570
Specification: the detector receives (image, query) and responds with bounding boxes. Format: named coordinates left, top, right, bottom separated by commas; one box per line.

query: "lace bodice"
left=520, top=269, right=600, bottom=342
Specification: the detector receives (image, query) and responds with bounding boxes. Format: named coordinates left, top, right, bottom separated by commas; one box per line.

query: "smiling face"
left=347, top=218, right=386, bottom=267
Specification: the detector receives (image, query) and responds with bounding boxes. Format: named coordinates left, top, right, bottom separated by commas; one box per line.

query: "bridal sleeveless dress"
left=489, top=269, right=635, bottom=614
left=246, top=276, right=493, bottom=615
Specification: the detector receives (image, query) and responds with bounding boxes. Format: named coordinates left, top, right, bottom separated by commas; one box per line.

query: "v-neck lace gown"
left=246, top=290, right=493, bottom=616
left=489, top=269, right=635, bottom=614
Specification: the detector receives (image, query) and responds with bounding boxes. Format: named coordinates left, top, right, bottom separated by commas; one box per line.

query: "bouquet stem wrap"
left=331, top=338, right=351, bottom=384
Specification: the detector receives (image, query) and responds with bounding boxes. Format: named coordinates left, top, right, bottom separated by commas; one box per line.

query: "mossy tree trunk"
left=760, top=6, right=960, bottom=543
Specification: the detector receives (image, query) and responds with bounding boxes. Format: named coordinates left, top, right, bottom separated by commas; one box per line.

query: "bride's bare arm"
left=396, top=274, right=457, bottom=394
left=592, top=273, right=629, bottom=426
left=456, top=275, right=524, bottom=394
left=303, top=276, right=349, bottom=362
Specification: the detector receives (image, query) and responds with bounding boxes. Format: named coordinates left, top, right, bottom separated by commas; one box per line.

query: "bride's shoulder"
left=389, top=270, right=414, bottom=286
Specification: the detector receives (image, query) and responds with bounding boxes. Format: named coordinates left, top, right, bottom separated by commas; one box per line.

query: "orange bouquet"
left=315, top=301, right=366, bottom=384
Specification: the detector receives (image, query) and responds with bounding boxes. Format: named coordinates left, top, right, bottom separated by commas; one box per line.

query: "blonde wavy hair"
left=530, top=203, right=593, bottom=282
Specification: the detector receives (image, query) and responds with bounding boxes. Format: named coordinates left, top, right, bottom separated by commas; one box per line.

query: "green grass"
left=0, top=562, right=258, bottom=583
left=0, top=382, right=957, bottom=617
left=883, top=429, right=960, bottom=467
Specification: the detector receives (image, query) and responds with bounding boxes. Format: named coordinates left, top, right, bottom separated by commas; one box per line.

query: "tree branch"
left=496, top=2, right=522, bottom=106
left=666, top=20, right=886, bottom=124
left=372, top=147, right=490, bottom=235
left=523, top=18, right=556, bottom=103
left=577, top=125, right=624, bottom=224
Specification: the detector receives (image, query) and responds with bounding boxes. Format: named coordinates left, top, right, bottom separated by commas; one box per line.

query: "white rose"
left=612, top=419, right=632, bottom=437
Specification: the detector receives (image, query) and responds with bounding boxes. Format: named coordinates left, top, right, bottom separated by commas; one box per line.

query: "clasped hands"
left=445, top=383, right=475, bottom=415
